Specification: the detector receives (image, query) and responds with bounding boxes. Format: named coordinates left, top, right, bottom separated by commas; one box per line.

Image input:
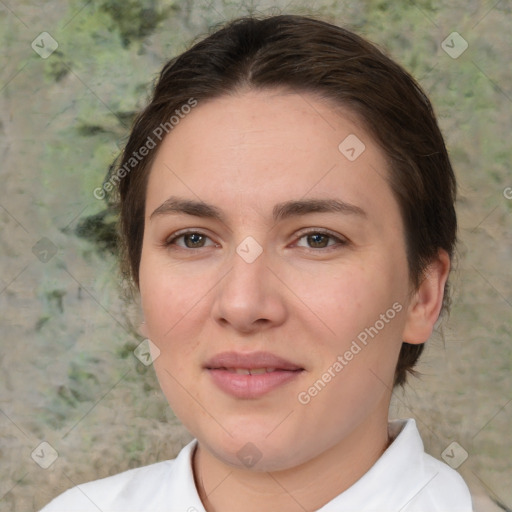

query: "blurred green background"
left=0, top=1, right=511, bottom=510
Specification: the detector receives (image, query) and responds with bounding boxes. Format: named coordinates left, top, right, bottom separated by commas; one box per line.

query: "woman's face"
left=139, top=89, right=418, bottom=471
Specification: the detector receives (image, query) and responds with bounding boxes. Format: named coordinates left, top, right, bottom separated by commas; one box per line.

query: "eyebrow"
left=150, top=196, right=367, bottom=223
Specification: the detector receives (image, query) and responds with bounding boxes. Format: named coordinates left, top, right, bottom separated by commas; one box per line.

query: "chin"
left=198, top=424, right=311, bottom=472
left=208, top=439, right=297, bottom=472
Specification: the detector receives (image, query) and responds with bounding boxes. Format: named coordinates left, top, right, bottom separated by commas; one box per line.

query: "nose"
left=211, top=239, right=288, bottom=335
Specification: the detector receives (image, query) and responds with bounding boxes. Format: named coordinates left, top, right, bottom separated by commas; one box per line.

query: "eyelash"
left=163, top=228, right=349, bottom=253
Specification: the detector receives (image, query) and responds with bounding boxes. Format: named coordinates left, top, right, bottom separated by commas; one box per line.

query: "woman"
left=41, top=13, right=473, bottom=511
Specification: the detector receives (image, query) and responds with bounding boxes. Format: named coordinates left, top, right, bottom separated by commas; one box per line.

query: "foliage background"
left=0, top=0, right=510, bottom=510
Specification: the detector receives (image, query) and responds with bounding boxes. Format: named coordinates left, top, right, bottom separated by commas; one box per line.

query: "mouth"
left=204, top=351, right=303, bottom=371
left=220, top=367, right=285, bottom=374
left=204, top=352, right=304, bottom=399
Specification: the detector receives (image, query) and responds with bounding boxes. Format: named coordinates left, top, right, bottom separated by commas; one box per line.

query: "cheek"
left=295, top=264, right=385, bottom=334
left=138, top=251, right=217, bottom=384
left=139, top=254, right=204, bottom=414
left=139, top=252, right=202, bottom=340
left=301, top=265, right=406, bottom=369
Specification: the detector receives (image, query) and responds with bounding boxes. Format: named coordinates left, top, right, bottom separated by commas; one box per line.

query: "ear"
left=402, top=249, right=451, bottom=345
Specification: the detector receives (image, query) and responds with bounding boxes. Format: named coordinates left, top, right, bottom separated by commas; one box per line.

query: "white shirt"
left=40, top=418, right=473, bottom=511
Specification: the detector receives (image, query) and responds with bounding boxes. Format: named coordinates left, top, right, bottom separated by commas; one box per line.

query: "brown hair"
left=110, top=14, right=457, bottom=387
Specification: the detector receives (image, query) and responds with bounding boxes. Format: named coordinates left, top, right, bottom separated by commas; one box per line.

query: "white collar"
left=41, top=418, right=472, bottom=511
left=167, top=418, right=469, bottom=511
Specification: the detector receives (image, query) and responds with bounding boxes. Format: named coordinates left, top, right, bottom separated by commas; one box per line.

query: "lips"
left=204, top=351, right=304, bottom=399
left=204, top=351, right=303, bottom=371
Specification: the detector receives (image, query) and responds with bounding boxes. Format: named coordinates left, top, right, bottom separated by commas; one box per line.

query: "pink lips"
left=204, top=351, right=304, bottom=399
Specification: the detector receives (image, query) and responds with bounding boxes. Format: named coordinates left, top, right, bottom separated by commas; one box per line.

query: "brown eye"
left=165, top=231, right=215, bottom=249
left=182, top=233, right=206, bottom=248
left=295, top=230, right=347, bottom=250
left=306, top=233, right=330, bottom=248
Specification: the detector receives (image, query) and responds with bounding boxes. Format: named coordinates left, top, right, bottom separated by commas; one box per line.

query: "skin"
left=138, top=88, right=450, bottom=512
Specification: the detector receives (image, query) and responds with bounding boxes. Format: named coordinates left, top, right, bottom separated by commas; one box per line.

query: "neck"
left=192, top=407, right=392, bottom=512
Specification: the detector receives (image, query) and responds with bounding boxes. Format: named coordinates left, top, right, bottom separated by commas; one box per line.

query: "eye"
left=164, top=230, right=216, bottom=249
left=163, top=228, right=348, bottom=252
left=294, top=229, right=348, bottom=250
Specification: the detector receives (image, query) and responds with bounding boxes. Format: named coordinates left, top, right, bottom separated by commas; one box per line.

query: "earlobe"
left=402, top=249, right=451, bottom=345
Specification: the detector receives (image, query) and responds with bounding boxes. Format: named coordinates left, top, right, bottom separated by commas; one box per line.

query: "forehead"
left=144, top=89, right=396, bottom=227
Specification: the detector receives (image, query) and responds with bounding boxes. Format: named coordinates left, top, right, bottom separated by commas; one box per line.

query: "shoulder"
left=412, top=452, right=473, bottom=512
left=387, top=419, right=473, bottom=512
left=39, top=460, right=174, bottom=511
left=39, top=441, right=197, bottom=512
